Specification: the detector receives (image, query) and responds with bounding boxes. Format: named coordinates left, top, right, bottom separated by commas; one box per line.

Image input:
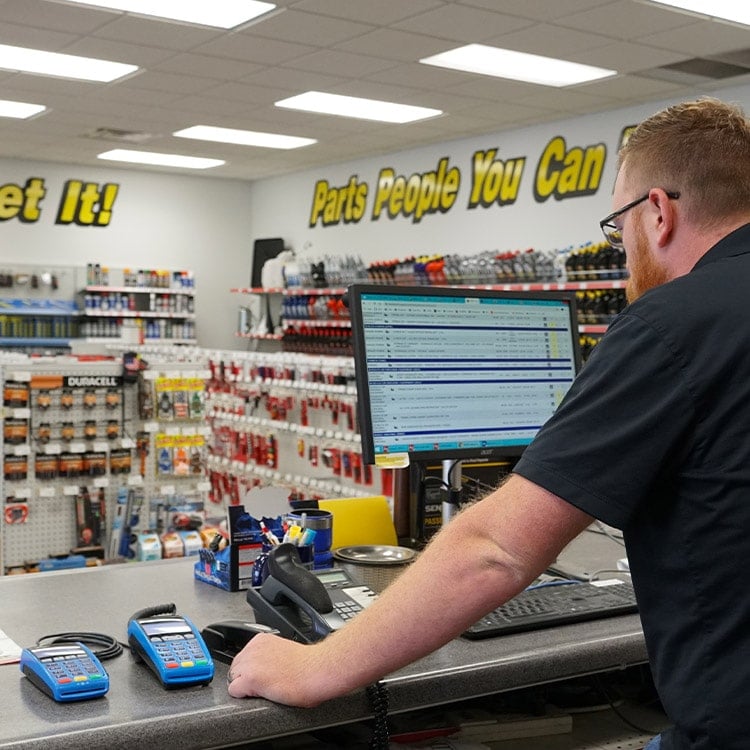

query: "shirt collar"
left=693, top=221, right=750, bottom=271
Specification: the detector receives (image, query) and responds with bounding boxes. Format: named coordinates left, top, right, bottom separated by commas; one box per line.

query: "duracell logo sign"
left=308, top=133, right=609, bottom=228
left=64, top=376, right=123, bottom=388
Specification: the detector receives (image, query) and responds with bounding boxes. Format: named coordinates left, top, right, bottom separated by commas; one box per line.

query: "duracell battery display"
left=3, top=418, right=28, bottom=445
left=4, top=455, right=28, bottom=481
left=3, top=380, right=29, bottom=407
left=35, top=454, right=59, bottom=481
left=109, top=448, right=133, bottom=475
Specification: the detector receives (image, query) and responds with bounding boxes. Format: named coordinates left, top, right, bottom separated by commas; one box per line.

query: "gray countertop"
left=0, top=531, right=646, bottom=749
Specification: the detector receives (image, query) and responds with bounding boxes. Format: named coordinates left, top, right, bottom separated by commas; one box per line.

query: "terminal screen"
left=349, top=284, right=581, bottom=463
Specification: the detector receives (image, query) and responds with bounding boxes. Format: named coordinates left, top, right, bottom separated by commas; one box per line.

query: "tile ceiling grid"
left=0, top=0, right=746, bottom=178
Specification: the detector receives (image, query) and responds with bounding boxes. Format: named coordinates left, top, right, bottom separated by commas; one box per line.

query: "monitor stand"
left=442, top=459, right=462, bottom=525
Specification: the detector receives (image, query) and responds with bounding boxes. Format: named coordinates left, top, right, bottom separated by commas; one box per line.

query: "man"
left=228, top=98, right=750, bottom=750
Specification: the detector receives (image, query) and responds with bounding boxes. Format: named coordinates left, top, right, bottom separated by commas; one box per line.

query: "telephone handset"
left=246, top=543, right=376, bottom=643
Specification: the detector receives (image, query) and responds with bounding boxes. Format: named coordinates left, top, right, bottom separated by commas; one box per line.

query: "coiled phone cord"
left=366, top=680, right=390, bottom=750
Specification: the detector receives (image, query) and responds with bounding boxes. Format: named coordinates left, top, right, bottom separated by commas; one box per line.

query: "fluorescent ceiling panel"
left=645, top=0, right=750, bottom=26
left=57, top=0, right=276, bottom=29
left=98, top=149, right=224, bottom=169
left=275, top=91, right=442, bottom=124
left=0, top=43, right=137, bottom=82
left=174, top=125, right=316, bottom=150
left=420, top=44, right=616, bottom=87
left=0, top=99, right=46, bottom=119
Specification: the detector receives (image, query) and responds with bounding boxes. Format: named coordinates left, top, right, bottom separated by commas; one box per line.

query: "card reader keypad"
left=42, top=654, right=105, bottom=685
left=148, top=632, right=209, bottom=669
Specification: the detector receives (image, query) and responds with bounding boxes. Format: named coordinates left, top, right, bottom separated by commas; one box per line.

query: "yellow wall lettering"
left=371, top=157, right=460, bottom=223
left=308, top=176, right=367, bottom=227
left=467, top=149, right=526, bottom=209
left=55, top=180, right=120, bottom=226
left=619, top=125, right=637, bottom=151
left=534, top=136, right=606, bottom=202
left=0, top=177, right=46, bottom=222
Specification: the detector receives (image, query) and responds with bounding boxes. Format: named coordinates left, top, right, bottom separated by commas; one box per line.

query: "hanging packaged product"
left=3, top=380, right=29, bottom=408
left=155, top=434, right=174, bottom=475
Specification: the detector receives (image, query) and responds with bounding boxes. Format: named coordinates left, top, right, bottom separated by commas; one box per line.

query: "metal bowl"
left=333, top=545, right=417, bottom=592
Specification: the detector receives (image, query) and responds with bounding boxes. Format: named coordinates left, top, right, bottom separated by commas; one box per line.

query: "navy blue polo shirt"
left=515, top=223, right=750, bottom=750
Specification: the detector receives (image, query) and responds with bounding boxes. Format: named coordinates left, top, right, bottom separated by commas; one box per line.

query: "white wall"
left=4, top=82, right=750, bottom=354
left=247, top=83, right=750, bottom=267
left=0, top=158, right=254, bottom=350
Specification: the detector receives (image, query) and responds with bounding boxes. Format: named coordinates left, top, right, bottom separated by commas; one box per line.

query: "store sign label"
left=308, top=134, right=609, bottom=228
left=0, top=177, right=120, bottom=226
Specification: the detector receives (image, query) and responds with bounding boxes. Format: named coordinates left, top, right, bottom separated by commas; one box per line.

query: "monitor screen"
left=349, top=284, right=582, bottom=464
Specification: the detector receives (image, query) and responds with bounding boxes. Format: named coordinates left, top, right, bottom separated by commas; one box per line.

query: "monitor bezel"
left=348, top=283, right=582, bottom=465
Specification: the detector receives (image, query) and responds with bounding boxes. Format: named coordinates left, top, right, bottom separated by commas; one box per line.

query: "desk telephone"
left=246, top=543, right=377, bottom=643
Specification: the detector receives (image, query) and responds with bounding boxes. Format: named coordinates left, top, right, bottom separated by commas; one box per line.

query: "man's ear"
left=651, top=188, right=675, bottom=248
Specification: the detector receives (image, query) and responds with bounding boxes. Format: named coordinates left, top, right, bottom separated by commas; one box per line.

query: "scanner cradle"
left=246, top=543, right=376, bottom=643
left=200, top=620, right=279, bottom=663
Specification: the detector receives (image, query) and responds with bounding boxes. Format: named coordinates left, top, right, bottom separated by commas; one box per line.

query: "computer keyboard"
left=462, top=580, right=638, bottom=640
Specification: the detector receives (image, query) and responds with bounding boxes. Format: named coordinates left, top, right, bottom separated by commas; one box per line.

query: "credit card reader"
left=20, top=643, right=109, bottom=702
left=127, top=604, right=214, bottom=688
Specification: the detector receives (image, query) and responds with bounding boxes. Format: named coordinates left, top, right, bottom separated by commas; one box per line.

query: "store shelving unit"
left=80, top=284, right=195, bottom=344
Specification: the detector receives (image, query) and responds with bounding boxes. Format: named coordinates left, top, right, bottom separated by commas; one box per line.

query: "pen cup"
left=286, top=509, right=333, bottom=569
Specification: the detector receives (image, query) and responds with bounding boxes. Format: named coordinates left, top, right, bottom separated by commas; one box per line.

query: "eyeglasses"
left=599, top=190, right=680, bottom=250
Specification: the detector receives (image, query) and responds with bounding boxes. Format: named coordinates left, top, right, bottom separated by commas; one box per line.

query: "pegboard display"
left=203, top=350, right=394, bottom=510
left=1, top=355, right=212, bottom=573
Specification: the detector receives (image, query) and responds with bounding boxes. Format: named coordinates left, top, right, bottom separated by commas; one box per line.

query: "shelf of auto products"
left=0, top=263, right=196, bottom=352
left=233, top=241, right=628, bottom=361
left=203, top=348, right=391, bottom=516
left=0, top=352, right=214, bottom=574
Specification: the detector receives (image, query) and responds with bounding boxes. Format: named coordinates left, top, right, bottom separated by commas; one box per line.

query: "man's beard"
left=626, top=217, right=669, bottom=303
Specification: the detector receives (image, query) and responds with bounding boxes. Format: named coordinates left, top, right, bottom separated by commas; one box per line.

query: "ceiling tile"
left=392, top=5, right=535, bottom=43
left=289, top=0, right=445, bottom=26
left=281, top=48, right=400, bottom=77
left=244, top=9, right=375, bottom=46
left=335, top=28, right=455, bottom=61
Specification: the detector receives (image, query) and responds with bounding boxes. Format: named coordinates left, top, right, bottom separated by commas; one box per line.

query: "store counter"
left=0, top=533, right=646, bottom=750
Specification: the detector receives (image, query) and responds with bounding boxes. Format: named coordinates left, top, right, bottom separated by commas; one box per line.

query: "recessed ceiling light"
left=0, top=99, right=46, bottom=119
left=644, top=0, right=750, bottom=26
left=97, top=149, right=224, bottom=169
left=420, top=44, right=616, bottom=87
left=173, top=125, right=316, bottom=150
left=0, top=43, right=137, bottom=82
left=56, top=0, right=277, bottom=29
left=275, top=91, right=442, bottom=124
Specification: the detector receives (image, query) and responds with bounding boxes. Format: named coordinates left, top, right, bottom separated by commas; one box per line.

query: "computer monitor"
left=349, top=284, right=582, bottom=465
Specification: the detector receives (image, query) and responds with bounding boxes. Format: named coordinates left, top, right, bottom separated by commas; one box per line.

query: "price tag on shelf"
left=93, top=477, right=109, bottom=488
left=160, top=485, right=176, bottom=496
left=69, top=442, right=86, bottom=454
left=93, top=442, right=109, bottom=453
left=44, top=443, right=62, bottom=455
left=63, top=485, right=79, bottom=496
left=128, top=475, right=143, bottom=486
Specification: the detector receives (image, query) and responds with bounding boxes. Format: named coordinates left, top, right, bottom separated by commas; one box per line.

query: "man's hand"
left=226, top=633, right=335, bottom=707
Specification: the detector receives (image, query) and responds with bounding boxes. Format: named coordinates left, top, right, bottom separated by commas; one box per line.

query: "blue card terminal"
left=20, top=643, right=109, bottom=702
